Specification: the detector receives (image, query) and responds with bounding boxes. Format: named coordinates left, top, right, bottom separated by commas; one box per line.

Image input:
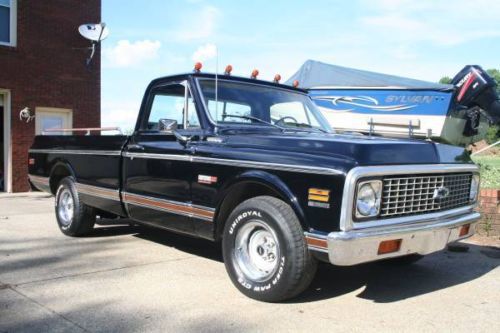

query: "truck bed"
left=29, top=135, right=129, bottom=216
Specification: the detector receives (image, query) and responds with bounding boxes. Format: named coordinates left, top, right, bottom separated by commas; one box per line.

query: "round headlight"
left=356, top=183, right=380, bottom=217
left=470, top=174, right=480, bottom=202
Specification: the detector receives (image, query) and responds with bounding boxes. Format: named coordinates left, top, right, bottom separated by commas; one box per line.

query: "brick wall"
left=0, top=0, right=101, bottom=192
left=476, top=189, right=500, bottom=236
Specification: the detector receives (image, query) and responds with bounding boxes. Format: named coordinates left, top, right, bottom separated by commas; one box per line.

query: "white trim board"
left=0, top=89, right=12, bottom=192
left=35, top=107, right=73, bottom=135
left=0, top=0, right=17, bottom=47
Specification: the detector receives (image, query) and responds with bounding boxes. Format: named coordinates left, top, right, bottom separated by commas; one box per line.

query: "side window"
left=145, top=83, right=199, bottom=130
left=187, top=97, right=199, bottom=128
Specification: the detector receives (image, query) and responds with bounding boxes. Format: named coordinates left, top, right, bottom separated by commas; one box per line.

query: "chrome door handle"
left=127, top=144, right=144, bottom=151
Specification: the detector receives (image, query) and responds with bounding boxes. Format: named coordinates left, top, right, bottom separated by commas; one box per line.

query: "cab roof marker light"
left=251, top=69, right=259, bottom=79
left=224, top=65, right=233, bottom=75
left=274, top=74, right=281, bottom=83
left=194, top=62, right=203, bottom=73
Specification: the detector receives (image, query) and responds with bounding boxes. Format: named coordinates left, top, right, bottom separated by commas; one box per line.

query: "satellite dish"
left=78, top=22, right=109, bottom=67
left=78, top=23, right=109, bottom=42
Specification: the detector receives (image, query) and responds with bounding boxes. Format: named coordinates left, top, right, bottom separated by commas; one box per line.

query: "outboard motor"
left=451, top=65, right=500, bottom=125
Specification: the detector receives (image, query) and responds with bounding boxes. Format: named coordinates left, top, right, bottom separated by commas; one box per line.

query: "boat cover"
left=285, top=60, right=453, bottom=90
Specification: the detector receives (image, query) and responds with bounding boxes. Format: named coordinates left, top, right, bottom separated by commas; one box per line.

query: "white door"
left=35, top=107, right=73, bottom=135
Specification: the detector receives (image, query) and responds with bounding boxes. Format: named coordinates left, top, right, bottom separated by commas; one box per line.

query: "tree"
left=486, top=69, right=500, bottom=95
left=439, top=76, right=452, bottom=84
left=485, top=69, right=500, bottom=143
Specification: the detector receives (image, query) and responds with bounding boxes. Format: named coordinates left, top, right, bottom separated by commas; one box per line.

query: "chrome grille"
left=380, top=173, right=472, bottom=218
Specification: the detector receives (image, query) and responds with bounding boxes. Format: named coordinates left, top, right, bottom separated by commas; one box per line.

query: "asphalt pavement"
left=0, top=193, right=499, bottom=332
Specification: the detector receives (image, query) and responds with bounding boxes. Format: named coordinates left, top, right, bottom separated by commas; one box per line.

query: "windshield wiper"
left=223, top=114, right=285, bottom=131
left=283, top=123, right=329, bottom=133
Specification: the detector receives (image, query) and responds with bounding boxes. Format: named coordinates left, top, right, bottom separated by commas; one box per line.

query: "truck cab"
left=28, top=71, right=481, bottom=302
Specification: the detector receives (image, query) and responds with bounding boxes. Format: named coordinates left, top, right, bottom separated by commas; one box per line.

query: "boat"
left=286, top=60, right=500, bottom=146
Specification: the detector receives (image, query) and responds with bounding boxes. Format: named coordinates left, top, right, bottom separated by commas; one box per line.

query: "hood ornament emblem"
left=433, top=187, right=450, bottom=200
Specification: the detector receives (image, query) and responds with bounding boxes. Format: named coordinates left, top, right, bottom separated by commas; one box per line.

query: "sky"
left=101, top=0, right=500, bottom=131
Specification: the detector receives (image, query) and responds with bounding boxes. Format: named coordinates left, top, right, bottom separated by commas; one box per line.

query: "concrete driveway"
left=1, top=194, right=499, bottom=333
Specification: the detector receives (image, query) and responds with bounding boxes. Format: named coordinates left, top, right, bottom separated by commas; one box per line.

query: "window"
left=35, top=108, right=73, bottom=135
left=0, top=0, right=16, bottom=46
left=145, top=83, right=199, bottom=131
left=271, top=102, right=320, bottom=127
left=198, top=79, right=331, bottom=132
left=207, top=100, right=252, bottom=123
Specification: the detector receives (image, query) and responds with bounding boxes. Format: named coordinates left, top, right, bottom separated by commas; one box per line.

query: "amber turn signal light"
left=378, top=239, right=402, bottom=255
left=459, top=224, right=470, bottom=237
left=194, top=62, right=203, bottom=72
left=251, top=69, right=259, bottom=79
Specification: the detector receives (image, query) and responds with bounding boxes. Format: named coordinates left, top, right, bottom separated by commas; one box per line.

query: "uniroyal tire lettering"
left=228, top=210, right=262, bottom=235
left=238, top=276, right=252, bottom=289
left=272, top=256, right=286, bottom=285
left=237, top=256, right=287, bottom=293
left=254, top=284, right=271, bottom=292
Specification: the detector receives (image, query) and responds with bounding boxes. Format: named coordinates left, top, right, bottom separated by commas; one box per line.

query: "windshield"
left=198, top=79, right=333, bottom=132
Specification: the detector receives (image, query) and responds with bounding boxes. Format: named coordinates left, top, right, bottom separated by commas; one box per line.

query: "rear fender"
left=49, top=160, right=76, bottom=194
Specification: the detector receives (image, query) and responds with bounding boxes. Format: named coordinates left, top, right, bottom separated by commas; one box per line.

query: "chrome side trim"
left=124, top=152, right=191, bottom=162
left=29, top=149, right=122, bottom=156
left=75, top=183, right=121, bottom=201
left=339, top=164, right=480, bottom=232
left=123, top=191, right=215, bottom=222
left=123, top=152, right=344, bottom=176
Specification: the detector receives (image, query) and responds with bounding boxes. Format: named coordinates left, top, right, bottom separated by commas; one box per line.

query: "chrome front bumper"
left=306, top=210, right=480, bottom=266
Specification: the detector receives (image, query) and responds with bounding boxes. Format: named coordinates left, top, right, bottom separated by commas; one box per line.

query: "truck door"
left=122, top=81, right=202, bottom=233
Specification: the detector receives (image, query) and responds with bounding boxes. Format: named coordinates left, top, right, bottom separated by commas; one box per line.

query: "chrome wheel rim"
left=57, top=189, right=74, bottom=226
left=234, top=220, right=280, bottom=282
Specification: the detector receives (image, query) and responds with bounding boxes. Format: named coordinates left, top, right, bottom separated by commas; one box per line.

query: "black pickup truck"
left=28, top=72, right=481, bottom=302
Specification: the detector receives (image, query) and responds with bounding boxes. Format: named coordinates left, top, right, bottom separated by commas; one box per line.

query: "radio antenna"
left=215, top=45, right=219, bottom=124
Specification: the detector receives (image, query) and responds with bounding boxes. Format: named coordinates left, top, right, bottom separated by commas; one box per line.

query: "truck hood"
left=219, top=132, right=471, bottom=171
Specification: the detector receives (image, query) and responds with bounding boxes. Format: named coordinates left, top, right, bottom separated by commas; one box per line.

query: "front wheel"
left=55, top=177, right=96, bottom=236
left=222, top=196, right=317, bottom=302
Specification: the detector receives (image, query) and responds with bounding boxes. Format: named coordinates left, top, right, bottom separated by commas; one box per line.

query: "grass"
left=472, top=155, right=500, bottom=189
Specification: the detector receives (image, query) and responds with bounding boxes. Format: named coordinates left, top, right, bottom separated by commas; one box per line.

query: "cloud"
left=359, top=0, right=500, bottom=46
left=103, top=40, right=161, bottom=68
left=174, top=6, right=221, bottom=41
left=101, top=100, right=141, bottom=133
left=191, top=43, right=217, bottom=62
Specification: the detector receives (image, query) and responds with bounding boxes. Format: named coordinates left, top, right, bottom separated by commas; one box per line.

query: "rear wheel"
left=222, top=196, right=317, bottom=302
left=55, top=177, right=95, bottom=236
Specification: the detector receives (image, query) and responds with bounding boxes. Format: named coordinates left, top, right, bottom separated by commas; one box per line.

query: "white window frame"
left=0, top=0, right=17, bottom=47
left=35, top=107, right=73, bottom=135
left=0, top=89, right=12, bottom=193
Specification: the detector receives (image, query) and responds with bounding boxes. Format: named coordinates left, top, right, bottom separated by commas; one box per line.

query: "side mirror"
left=173, top=130, right=191, bottom=146
left=159, top=119, right=178, bottom=133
